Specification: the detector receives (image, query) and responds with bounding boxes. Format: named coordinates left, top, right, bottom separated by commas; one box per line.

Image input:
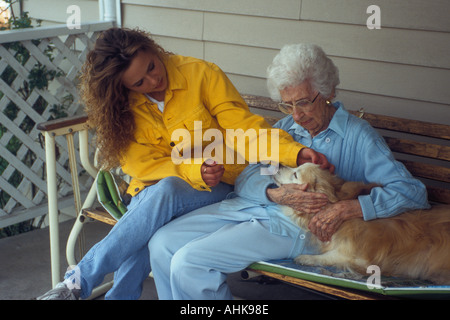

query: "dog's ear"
left=309, top=168, right=341, bottom=202
left=300, top=168, right=318, bottom=192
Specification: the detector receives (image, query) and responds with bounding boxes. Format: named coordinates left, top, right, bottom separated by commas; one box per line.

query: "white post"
left=44, top=131, right=61, bottom=288
left=66, top=129, right=98, bottom=266
left=99, top=0, right=121, bottom=27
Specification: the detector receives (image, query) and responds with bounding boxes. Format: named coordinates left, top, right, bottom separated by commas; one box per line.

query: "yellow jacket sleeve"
left=205, top=62, right=303, bottom=168
left=122, top=140, right=208, bottom=195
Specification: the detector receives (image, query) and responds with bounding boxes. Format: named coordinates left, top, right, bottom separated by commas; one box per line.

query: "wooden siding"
left=23, top=0, right=450, bottom=125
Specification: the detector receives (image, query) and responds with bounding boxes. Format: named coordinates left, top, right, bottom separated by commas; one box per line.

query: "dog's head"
left=274, top=163, right=344, bottom=202
left=274, top=163, right=379, bottom=203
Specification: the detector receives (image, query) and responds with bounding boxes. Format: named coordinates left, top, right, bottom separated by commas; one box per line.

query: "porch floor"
left=0, top=217, right=335, bottom=300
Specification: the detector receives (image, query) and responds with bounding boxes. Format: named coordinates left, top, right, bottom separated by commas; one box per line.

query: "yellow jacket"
left=122, top=55, right=304, bottom=196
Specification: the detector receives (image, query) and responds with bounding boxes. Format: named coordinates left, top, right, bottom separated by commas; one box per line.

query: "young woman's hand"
left=201, top=159, right=225, bottom=187
left=297, top=148, right=335, bottom=173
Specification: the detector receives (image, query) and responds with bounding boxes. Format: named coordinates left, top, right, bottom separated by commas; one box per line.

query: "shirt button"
left=299, top=234, right=306, bottom=239
left=134, top=187, right=140, bottom=192
left=325, top=137, right=331, bottom=143
left=170, top=142, right=175, bottom=147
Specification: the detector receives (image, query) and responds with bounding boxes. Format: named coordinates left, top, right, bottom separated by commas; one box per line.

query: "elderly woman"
left=148, top=44, right=430, bottom=299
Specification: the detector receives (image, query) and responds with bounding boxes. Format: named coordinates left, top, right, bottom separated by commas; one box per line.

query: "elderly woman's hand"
left=308, top=199, right=363, bottom=242
left=267, top=183, right=329, bottom=214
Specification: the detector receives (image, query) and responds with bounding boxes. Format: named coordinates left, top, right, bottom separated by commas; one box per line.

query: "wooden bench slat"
left=37, top=114, right=88, bottom=131
left=82, top=208, right=117, bottom=226
left=242, top=94, right=279, bottom=112
left=384, top=137, right=450, bottom=161
left=400, top=160, right=450, bottom=184
left=350, top=111, right=450, bottom=140
left=427, top=186, right=450, bottom=205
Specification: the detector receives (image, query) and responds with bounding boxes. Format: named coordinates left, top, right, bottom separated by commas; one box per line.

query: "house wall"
left=22, top=0, right=450, bottom=124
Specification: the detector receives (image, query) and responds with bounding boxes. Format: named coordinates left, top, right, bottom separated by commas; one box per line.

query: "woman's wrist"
left=336, top=199, right=363, bottom=221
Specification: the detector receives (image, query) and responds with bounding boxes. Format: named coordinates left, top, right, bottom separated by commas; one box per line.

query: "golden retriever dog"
left=273, top=163, right=450, bottom=285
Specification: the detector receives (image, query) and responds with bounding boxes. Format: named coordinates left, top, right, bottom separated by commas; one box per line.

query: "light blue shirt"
left=220, top=102, right=430, bottom=247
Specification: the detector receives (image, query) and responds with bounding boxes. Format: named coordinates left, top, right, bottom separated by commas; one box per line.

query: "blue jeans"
left=67, top=177, right=233, bottom=299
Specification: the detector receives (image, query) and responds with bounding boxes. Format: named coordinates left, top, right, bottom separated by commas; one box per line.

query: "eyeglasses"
left=278, top=92, right=320, bottom=114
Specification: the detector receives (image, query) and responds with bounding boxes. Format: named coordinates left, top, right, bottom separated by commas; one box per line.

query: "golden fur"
left=274, top=163, right=450, bottom=284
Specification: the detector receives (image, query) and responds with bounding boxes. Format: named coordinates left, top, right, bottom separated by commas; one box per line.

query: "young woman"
left=38, top=28, right=330, bottom=300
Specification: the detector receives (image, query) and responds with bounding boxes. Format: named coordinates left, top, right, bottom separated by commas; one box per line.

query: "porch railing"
left=0, top=21, right=114, bottom=229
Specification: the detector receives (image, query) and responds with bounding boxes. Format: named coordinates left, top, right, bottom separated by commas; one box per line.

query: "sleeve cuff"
left=182, top=162, right=211, bottom=192
left=280, top=142, right=304, bottom=168
left=358, top=195, right=377, bottom=221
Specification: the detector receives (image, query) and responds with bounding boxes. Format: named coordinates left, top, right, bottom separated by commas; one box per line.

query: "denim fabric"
left=67, top=177, right=233, bottom=299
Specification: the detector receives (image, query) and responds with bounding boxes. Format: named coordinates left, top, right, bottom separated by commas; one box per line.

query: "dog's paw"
left=294, top=255, right=319, bottom=266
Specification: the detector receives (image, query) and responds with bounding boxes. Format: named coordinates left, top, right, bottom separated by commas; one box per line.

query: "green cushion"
left=249, top=260, right=450, bottom=299
left=96, top=170, right=128, bottom=220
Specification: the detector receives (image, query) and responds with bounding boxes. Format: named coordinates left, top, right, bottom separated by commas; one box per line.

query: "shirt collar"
left=288, top=101, right=348, bottom=139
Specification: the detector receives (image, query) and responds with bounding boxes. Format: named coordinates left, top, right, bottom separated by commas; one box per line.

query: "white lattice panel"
left=0, top=22, right=113, bottom=226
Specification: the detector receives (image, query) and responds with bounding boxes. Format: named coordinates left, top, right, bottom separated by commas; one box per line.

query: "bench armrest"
left=37, top=115, right=89, bottom=134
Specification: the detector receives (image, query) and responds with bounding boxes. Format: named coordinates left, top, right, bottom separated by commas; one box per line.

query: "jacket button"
left=170, top=142, right=175, bottom=147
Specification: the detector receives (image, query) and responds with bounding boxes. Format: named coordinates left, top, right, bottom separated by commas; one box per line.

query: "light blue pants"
left=149, top=203, right=308, bottom=300
left=67, top=177, right=233, bottom=299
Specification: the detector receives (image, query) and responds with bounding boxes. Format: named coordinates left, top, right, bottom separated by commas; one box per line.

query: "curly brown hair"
left=79, top=27, right=171, bottom=169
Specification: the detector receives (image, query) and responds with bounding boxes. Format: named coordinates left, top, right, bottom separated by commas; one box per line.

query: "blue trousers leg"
left=69, top=177, right=233, bottom=299
left=149, top=204, right=306, bottom=300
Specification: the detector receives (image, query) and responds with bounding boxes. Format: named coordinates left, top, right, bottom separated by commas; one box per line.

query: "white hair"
left=266, top=44, right=340, bottom=101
